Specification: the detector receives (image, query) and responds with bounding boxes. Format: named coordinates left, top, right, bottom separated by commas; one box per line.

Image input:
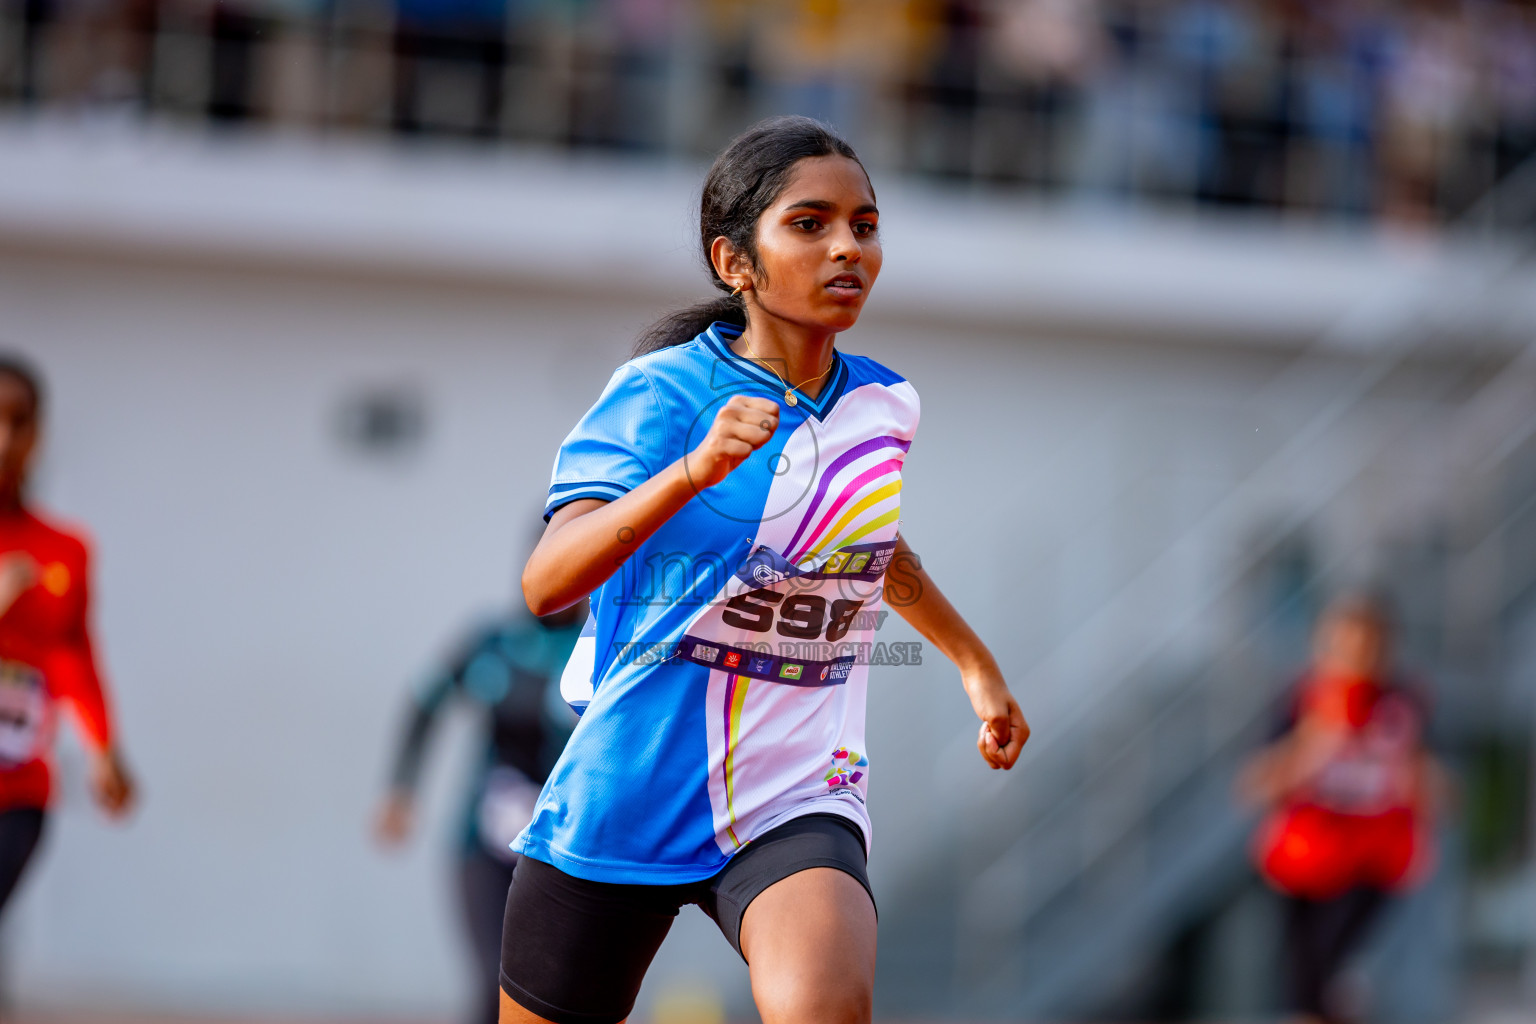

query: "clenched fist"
left=685, top=395, right=780, bottom=490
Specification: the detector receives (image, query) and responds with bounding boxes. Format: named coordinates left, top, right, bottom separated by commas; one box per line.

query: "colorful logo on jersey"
left=778, top=663, right=803, bottom=680
left=40, top=562, right=69, bottom=597
left=824, top=747, right=867, bottom=788
left=846, top=553, right=871, bottom=574
left=819, top=665, right=830, bottom=681
left=748, top=656, right=773, bottom=675
left=723, top=651, right=741, bottom=669
left=694, top=644, right=719, bottom=663
left=822, top=552, right=850, bottom=574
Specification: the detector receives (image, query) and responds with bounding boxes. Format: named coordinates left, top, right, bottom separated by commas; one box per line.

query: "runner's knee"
left=755, top=970, right=872, bottom=1024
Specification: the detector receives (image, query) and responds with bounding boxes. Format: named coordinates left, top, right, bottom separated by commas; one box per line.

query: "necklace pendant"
left=785, top=390, right=798, bottom=407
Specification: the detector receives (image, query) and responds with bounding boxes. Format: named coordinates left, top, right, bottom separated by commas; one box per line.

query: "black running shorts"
left=499, top=813, right=872, bottom=1024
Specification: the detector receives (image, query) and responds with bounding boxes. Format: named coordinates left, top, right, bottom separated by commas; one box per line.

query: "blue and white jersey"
left=514, top=322, right=920, bottom=884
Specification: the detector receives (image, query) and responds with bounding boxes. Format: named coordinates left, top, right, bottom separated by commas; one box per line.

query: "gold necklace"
left=739, top=336, right=834, bottom=408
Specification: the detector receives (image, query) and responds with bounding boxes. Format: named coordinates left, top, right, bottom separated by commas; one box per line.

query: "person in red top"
left=0, top=355, right=134, bottom=916
left=1240, top=594, right=1445, bottom=1024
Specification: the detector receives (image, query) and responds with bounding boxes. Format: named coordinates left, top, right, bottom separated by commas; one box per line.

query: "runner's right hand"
left=685, top=396, right=780, bottom=490
left=89, top=747, right=136, bottom=818
left=374, top=791, right=415, bottom=846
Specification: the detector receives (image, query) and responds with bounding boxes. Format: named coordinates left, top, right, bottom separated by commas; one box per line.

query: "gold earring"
left=731, top=283, right=746, bottom=297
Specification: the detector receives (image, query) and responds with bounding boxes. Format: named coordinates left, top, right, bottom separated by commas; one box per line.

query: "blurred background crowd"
left=3, top=0, right=1536, bottom=226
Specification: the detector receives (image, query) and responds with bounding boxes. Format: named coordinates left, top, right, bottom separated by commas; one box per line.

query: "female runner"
left=0, top=356, right=135, bottom=918
left=501, top=116, right=1028, bottom=1024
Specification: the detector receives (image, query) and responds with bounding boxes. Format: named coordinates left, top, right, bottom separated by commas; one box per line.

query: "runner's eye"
left=853, top=221, right=877, bottom=237
left=792, top=218, right=822, bottom=232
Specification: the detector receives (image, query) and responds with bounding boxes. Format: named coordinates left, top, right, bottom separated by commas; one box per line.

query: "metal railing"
left=2, top=0, right=1533, bottom=227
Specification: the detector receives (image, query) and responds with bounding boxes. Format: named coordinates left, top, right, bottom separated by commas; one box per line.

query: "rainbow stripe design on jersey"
left=785, top=436, right=911, bottom=565
left=721, top=672, right=751, bottom=849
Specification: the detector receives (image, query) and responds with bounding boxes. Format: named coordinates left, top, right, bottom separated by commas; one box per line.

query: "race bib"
left=557, top=540, right=898, bottom=714
left=1313, top=753, right=1396, bottom=812
left=0, top=660, right=45, bottom=765
left=677, top=540, right=897, bottom=684
left=1311, top=695, right=1421, bottom=814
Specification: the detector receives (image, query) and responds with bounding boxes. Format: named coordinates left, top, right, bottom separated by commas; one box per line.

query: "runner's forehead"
left=0, top=376, right=35, bottom=418
left=772, top=156, right=877, bottom=214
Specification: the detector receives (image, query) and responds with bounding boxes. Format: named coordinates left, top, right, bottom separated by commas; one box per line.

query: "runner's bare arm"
left=523, top=396, right=780, bottom=616
left=59, top=547, right=134, bottom=817
left=887, top=534, right=1029, bottom=770
left=0, top=552, right=36, bottom=619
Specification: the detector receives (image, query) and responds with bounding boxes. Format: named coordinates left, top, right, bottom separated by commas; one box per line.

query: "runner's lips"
left=825, top=273, right=864, bottom=293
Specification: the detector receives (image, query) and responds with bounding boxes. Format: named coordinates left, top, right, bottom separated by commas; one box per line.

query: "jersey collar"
left=701, top=322, right=849, bottom=421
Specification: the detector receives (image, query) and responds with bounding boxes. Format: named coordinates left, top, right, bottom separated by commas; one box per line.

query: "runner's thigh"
left=739, top=866, right=877, bottom=1024
left=499, top=855, right=683, bottom=1024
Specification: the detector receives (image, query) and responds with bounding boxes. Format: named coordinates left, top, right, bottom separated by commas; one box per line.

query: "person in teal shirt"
left=376, top=602, right=585, bottom=1024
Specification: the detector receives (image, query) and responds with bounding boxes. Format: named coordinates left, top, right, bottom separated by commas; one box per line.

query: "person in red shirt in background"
left=0, top=355, right=134, bottom=917
left=1240, top=594, right=1447, bottom=1024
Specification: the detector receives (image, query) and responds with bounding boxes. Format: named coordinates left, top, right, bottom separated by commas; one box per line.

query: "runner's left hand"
left=90, top=747, right=136, bottom=818
left=964, top=667, right=1029, bottom=770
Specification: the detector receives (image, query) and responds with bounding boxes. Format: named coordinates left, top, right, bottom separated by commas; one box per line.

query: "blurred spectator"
left=692, top=0, right=756, bottom=150
left=1281, top=0, right=1384, bottom=216
left=1487, top=0, right=1536, bottom=181
left=389, top=0, right=510, bottom=135
left=206, top=0, right=269, bottom=122
left=753, top=0, right=857, bottom=135
left=1378, top=0, right=1478, bottom=225
left=985, top=0, right=1100, bottom=187
left=2, top=0, right=1533, bottom=225
left=566, top=0, right=681, bottom=149
left=1240, top=594, right=1447, bottom=1024
left=898, top=0, right=986, bottom=177
left=1172, top=0, right=1286, bottom=206
left=16, top=0, right=156, bottom=107
left=1070, top=0, right=1195, bottom=198
left=374, top=600, right=584, bottom=1024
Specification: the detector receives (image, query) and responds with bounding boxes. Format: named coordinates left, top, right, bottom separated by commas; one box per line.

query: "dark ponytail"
left=633, top=294, right=748, bottom=355
left=633, top=116, right=866, bottom=356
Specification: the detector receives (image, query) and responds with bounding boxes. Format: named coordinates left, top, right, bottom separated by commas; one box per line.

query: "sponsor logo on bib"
left=752, top=564, right=787, bottom=586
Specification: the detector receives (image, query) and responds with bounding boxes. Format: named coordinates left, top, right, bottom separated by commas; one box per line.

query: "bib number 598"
left=721, top=589, right=863, bottom=642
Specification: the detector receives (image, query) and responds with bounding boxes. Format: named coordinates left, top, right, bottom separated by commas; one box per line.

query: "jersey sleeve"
left=545, top=363, right=670, bottom=520
left=52, top=540, right=115, bottom=753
